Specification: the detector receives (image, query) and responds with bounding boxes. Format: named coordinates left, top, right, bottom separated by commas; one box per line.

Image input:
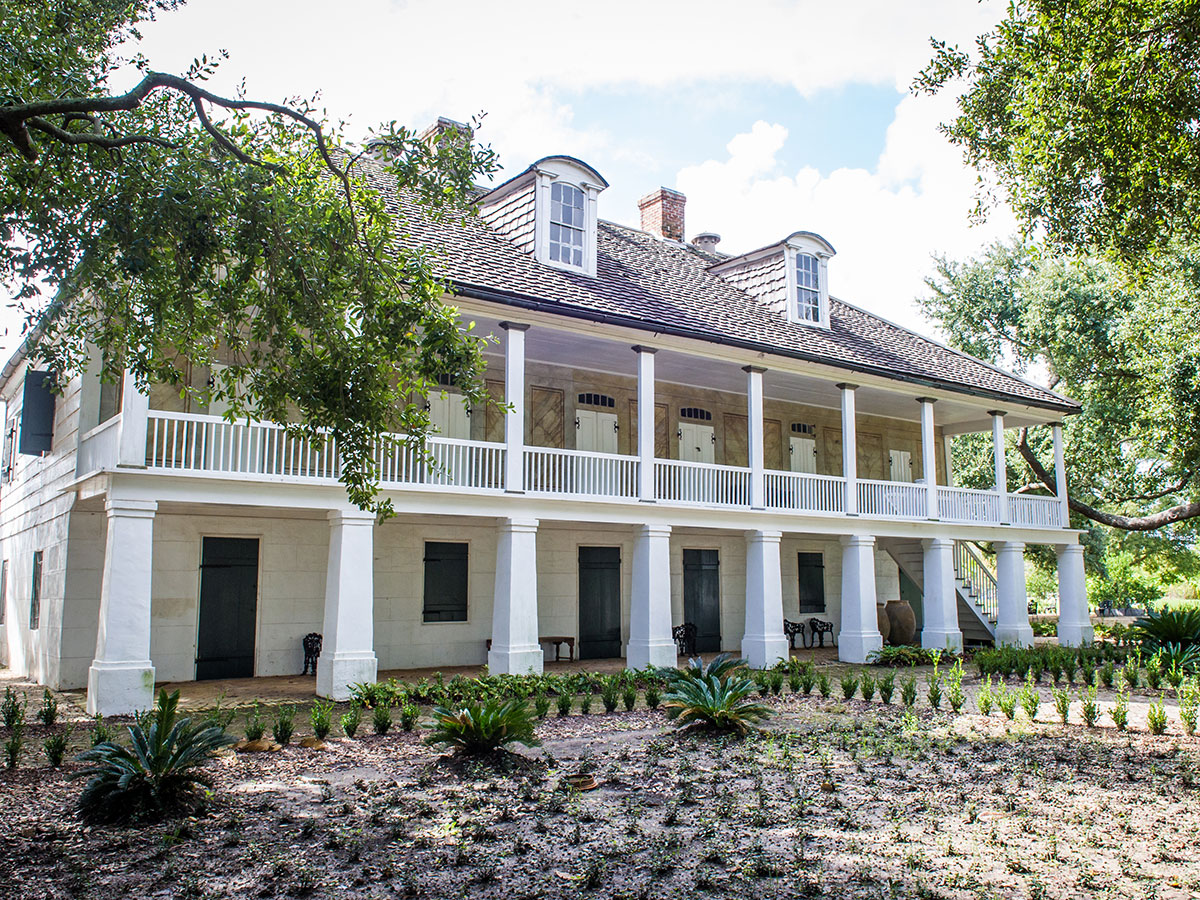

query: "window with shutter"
left=19, top=370, right=56, bottom=455
left=423, top=541, right=469, bottom=622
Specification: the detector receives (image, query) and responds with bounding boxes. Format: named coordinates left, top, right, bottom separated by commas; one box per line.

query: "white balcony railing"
left=76, top=416, right=122, bottom=477
left=524, top=446, right=638, bottom=500
left=127, top=411, right=1070, bottom=528
left=858, top=478, right=928, bottom=519
left=654, top=458, right=751, bottom=507
left=764, top=470, right=845, bottom=515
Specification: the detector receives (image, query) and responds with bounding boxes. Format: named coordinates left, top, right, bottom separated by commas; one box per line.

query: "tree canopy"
left=1, top=0, right=499, bottom=513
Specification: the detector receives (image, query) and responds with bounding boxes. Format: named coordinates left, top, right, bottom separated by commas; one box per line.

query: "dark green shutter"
left=423, top=542, right=468, bottom=622
left=19, top=371, right=55, bottom=455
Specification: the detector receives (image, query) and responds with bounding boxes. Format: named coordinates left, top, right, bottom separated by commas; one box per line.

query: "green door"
left=683, top=549, right=721, bottom=653
left=578, top=546, right=621, bottom=659
left=196, top=537, right=259, bottom=680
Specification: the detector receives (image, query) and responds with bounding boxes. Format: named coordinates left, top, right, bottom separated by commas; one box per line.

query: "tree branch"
left=1016, top=427, right=1200, bottom=531
left=24, top=116, right=178, bottom=153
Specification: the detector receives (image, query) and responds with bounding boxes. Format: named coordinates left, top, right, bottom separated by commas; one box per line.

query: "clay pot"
left=876, top=605, right=892, bottom=644
left=885, top=599, right=917, bottom=646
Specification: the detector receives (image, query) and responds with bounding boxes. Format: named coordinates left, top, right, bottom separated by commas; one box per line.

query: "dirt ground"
left=1, top=672, right=1198, bottom=900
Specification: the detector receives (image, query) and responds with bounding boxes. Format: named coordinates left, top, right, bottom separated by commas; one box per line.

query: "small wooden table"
left=486, top=636, right=576, bottom=661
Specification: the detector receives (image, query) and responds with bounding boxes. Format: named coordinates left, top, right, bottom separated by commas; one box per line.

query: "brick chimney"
left=638, top=187, right=686, bottom=242
left=417, top=116, right=473, bottom=148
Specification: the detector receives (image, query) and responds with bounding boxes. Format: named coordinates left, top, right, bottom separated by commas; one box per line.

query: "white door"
left=576, top=409, right=617, bottom=454
left=678, top=422, right=715, bottom=464
left=429, top=392, right=471, bottom=440
left=789, top=435, right=817, bottom=474
left=889, top=449, right=913, bottom=482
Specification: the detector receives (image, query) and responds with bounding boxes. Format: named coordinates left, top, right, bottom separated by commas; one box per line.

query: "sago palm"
left=424, top=698, right=540, bottom=755
left=663, top=657, right=771, bottom=735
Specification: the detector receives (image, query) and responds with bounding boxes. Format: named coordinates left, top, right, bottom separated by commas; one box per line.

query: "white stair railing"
left=953, top=540, right=998, bottom=623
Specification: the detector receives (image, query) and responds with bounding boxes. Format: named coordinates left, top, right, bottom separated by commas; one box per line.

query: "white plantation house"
left=0, top=123, right=1093, bottom=715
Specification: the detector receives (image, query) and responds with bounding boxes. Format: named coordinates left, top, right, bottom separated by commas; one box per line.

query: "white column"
left=918, top=398, right=938, bottom=519
left=489, top=517, right=543, bottom=674
left=1052, top=422, right=1069, bottom=527
left=838, top=535, right=882, bottom=662
left=627, top=524, right=675, bottom=669
left=943, top=433, right=955, bottom=487
left=839, top=384, right=858, bottom=515
left=87, top=497, right=157, bottom=716
left=116, top=374, right=150, bottom=467
left=1056, top=543, right=1092, bottom=646
left=745, top=366, right=766, bottom=509
left=743, top=530, right=787, bottom=668
left=994, top=540, right=1034, bottom=647
left=317, top=509, right=378, bottom=699
left=501, top=322, right=528, bottom=493
left=990, top=410, right=1008, bottom=523
left=633, top=346, right=657, bottom=503
left=920, top=538, right=962, bottom=653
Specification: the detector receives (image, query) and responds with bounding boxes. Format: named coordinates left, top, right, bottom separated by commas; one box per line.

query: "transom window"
left=549, top=182, right=585, bottom=268
left=680, top=407, right=712, bottom=421
left=796, top=253, right=820, bottom=323
left=577, top=392, right=615, bottom=408
left=791, top=422, right=816, bottom=435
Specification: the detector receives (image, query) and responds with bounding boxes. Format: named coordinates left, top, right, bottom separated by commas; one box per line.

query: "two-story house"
left=0, top=122, right=1092, bottom=715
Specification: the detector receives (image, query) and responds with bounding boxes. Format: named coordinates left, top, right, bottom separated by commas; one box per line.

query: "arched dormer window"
left=795, top=253, right=821, bottom=323
left=783, top=232, right=835, bottom=329
left=532, top=157, right=607, bottom=277
left=550, top=183, right=585, bottom=268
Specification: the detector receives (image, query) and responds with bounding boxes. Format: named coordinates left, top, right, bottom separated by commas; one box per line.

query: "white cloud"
left=676, top=92, right=1016, bottom=331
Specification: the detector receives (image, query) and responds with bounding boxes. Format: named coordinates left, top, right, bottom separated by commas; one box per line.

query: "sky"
left=2, top=0, right=1017, bottom=355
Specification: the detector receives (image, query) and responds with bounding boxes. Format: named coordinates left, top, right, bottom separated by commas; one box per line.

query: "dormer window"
left=796, top=253, right=821, bottom=323
left=549, top=183, right=585, bottom=268
left=708, top=230, right=835, bottom=329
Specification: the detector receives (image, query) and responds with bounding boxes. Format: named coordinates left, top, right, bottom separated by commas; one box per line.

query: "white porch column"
left=87, top=498, right=158, bottom=716
left=1056, top=543, right=1092, bottom=646
left=116, top=374, right=150, bottom=467
left=839, top=383, right=858, bottom=515
left=920, top=538, right=962, bottom=653
left=633, top=346, right=657, bottom=503
left=943, top=434, right=955, bottom=487
left=628, top=523, right=675, bottom=669
left=989, top=410, right=1008, bottom=523
left=743, top=530, right=787, bottom=668
left=918, top=398, right=938, bottom=519
left=838, top=535, right=882, bottom=663
left=501, top=322, right=529, bottom=493
left=994, top=540, right=1034, bottom=647
left=1052, top=422, right=1070, bottom=527
left=489, top=517, right=543, bottom=674
left=745, top=366, right=766, bottom=509
left=316, top=509, right=378, bottom=700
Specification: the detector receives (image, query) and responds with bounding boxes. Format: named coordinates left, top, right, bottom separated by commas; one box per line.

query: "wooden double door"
left=196, top=537, right=260, bottom=680
left=578, top=546, right=621, bottom=659
left=683, top=549, right=721, bottom=653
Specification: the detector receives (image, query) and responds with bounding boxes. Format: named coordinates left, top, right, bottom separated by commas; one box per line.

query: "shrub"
left=1019, top=674, right=1040, bottom=721
left=1134, top=605, right=1200, bottom=650
left=840, top=673, right=858, bottom=701
left=271, top=706, right=296, bottom=745
left=787, top=672, right=802, bottom=694
left=348, top=680, right=399, bottom=709
left=622, top=686, right=637, bottom=711
left=600, top=679, right=620, bottom=714
left=947, top=660, right=965, bottom=713
left=860, top=673, right=877, bottom=702
left=1179, top=678, right=1198, bottom=736
left=1122, top=657, right=1140, bottom=690
left=1080, top=687, right=1100, bottom=727
left=768, top=671, right=785, bottom=695
left=977, top=675, right=994, bottom=716
left=1052, top=687, right=1071, bottom=725
left=5, top=723, right=23, bottom=769
left=1, top=688, right=26, bottom=729
left=868, top=646, right=953, bottom=667
left=926, top=669, right=943, bottom=710
left=662, top=663, right=771, bottom=736
left=799, top=664, right=817, bottom=696
left=900, top=676, right=918, bottom=709
left=244, top=702, right=265, bottom=741
left=90, top=714, right=117, bottom=747
left=817, top=673, right=832, bottom=700
left=996, top=682, right=1017, bottom=721
left=580, top=695, right=593, bottom=715
left=74, top=690, right=234, bottom=824
left=372, top=704, right=392, bottom=735
left=424, top=699, right=540, bottom=755
left=35, top=689, right=58, bottom=727
left=644, top=685, right=661, bottom=710
left=341, top=706, right=361, bottom=738
left=878, top=672, right=895, bottom=705
left=310, top=701, right=333, bottom=741
left=45, top=729, right=71, bottom=767
left=1099, top=661, right=1115, bottom=689
left=1090, top=556, right=1161, bottom=617
left=400, top=702, right=420, bottom=732
left=1146, top=697, right=1169, bottom=735
left=534, top=696, right=552, bottom=719
left=556, top=693, right=573, bottom=717
left=1109, top=690, right=1129, bottom=731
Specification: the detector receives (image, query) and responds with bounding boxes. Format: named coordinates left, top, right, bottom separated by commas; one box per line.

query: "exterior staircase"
left=879, top=538, right=998, bottom=644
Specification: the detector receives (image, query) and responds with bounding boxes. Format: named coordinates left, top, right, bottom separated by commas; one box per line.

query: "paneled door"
left=789, top=435, right=817, bottom=474
left=576, top=409, right=618, bottom=454
left=678, top=422, right=715, bottom=463
left=683, top=549, right=721, bottom=652
left=578, top=547, right=622, bottom=659
left=196, top=537, right=259, bottom=680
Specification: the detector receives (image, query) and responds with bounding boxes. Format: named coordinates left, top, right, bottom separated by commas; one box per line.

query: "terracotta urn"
left=885, top=599, right=917, bottom=645
left=876, top=605, right=892, bottom=644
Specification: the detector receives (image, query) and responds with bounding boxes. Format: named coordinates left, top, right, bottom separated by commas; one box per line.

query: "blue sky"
left=2, top=0, right=1016, bottom=355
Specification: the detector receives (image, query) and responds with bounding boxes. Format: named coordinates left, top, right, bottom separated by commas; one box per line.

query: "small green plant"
left=341, top=705, right=361, bottom=738
left=645, top=685, right=661, bottom=710
left=580, top=694, right=593, bottom=715
left=817, top=672, right=832, bottom=699
left=1080, top=686, right=1100, bottom=727
left=1146, top=652, right=1164, bottom=690
left=977, top=675, right=994, bottom=716
left=244, top=702, right=265, bottom=741
left=1147, top=696, right=1169, bottom=735
left=878, top=672, right=895, bottom=705
left=860, top=673, right=877, bottom=702
left=1099, top=660, right=1115, bottom=689
left=1179, top=677, right=1198, bottom=736
left=840, top=672, right=859, bottom=701
left=271, top=705, right=296, bottom=745
left=947, top=660, right=965, bottom=713
left=787, top=672, right=802, bottom=694
left=799, top=664, right=817, bottom=696
left=425, top=699, right=540, bottom=755
left=601, top=679, right=620, bottom=713
left=44, top=729, right=71, bottom=767
left=556, top=693, right=573, bottom=717
left=399, top=702, right=419, bottom=732
left=622, top=686, right=637, bottom=711
left=1122, top=657, right=1141, bottom=690
left=1019, top=673, right=1041, bottom=721
left=900, top=675, right=918, bottom=709
left=996, top=682, right=1017, bottom=721
left=534, top=695, right=552, bottom=719
left=310, top=700, right=333, bottom=741
left=90, top=714, right=116, bottom=747
left=372, top=703, right=392, bottom=735
left=1080, top=665, right=1096, bottom=687
left=1, top=688, right=26, bottom=729
left=1109, top=690, right=1129, bottom=731
left=4, top=723, right=24, bottom=769
left=926, top=665, right=944, bottom=710
left=75, top=690, right=234, bottom=824
left=35, top=689, right=58, bottom=727
left=1052, top=687, right=1071, bottom=725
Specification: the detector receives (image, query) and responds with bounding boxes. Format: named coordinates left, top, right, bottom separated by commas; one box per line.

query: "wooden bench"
left=485, top=636, right=576, bottom=661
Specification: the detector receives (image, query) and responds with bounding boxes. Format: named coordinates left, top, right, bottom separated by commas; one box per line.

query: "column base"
left=87, top=660, right=156, bottom=716
left=994, top=624, right=1035, bottom=648
left=837, top=631, right=883, bottom=664
left=316, top=651, right=377, bottom=700
left=1056, top=622, right=1094, bottom=647
left=487, top=646, right=544, bottom=676
left=742, top=636, right=789, bottom=670
left=921, top=629, right=964, bottom=654
left=626, top=639, right=677, bottom=670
